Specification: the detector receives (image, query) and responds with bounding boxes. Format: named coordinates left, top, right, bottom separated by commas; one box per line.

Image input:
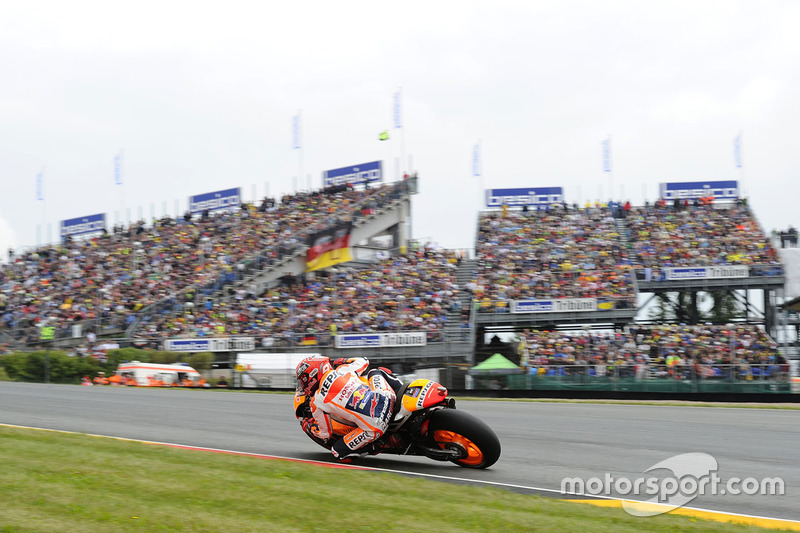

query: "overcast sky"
left=1, top=0, right=798, bottom=257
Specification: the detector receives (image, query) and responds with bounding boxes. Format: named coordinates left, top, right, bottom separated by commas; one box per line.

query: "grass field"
left=0, top=426, right=792, bottom=532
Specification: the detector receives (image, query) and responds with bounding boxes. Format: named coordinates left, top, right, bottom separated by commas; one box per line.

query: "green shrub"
left=0, top=351, right=100, bottom=383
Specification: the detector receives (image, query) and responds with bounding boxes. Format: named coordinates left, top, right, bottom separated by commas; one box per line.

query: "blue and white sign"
left=292, top=113, right=301, bottom=150
left=393, top=89, right=402, bottom=129
left=602, top=137, right=611, bottom=173
left=485, top=187, right=564, bottom=208
left=163, top=337, right=255, bottom=352
left=335, top=331, right=427, bottom=349
left=664, top=266, right=749, bottom=281
left=323, top=161, right=383, bottom=188
left=659, top=180, right=739, bottom=201
left=114, top=152, right=123, bottom=185
left=60, top=213, right=106, bottom=238
left=189, top=187, right=241, bottom=214
left=511, top=298, right=598, bottom=314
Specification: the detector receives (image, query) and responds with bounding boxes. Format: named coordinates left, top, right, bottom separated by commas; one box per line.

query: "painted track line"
left=3, top=422, right=799, bottom=530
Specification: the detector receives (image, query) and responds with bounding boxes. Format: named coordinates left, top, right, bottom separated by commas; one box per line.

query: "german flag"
left=306, top=222, right=354, bottom=272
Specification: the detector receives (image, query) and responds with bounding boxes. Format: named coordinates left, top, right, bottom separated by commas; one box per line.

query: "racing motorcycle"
left=294, top=375, right=501, bottom=469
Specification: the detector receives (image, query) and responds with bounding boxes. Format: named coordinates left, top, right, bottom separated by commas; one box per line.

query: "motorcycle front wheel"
left=427, top=409, right=501, bottom=469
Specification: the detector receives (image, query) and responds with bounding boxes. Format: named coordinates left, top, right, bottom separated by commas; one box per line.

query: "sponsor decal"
left=346, top=431, right=370, bottom=449
left=370, top=395, right=379, bottom=417
left=339, top=381, right=356, bottom=400
left=319, top=373, right=335, bottom=397
left=416, top=382, right=433, bottom=409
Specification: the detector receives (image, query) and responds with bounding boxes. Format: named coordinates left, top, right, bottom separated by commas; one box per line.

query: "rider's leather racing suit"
left=306, top=357, right=397, bottom=459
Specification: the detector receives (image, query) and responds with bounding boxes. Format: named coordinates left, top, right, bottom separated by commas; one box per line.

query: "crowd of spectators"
left=517, top=324, right=787, bottom=380
left=0, top=183, right=405, bottom=346
left=131, top=248, right=463, bottom=346
left=625, top=201, right=781, bottom=275
left=470, top=205, right=636, bottom=312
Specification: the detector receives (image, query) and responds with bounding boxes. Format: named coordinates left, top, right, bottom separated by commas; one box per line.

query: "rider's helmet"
left=296, top=356, right=332, bottom=397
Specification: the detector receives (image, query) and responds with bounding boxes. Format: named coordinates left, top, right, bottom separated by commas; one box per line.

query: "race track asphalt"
left=1, top=382, right=798, bottom=522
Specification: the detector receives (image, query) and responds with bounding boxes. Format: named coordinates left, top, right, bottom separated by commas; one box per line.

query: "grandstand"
left=1, top=173, right=797, bottom=393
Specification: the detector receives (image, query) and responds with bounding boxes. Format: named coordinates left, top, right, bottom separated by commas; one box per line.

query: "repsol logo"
left=416, top=382, right=433, bottom=409
left=319, top=373, right=336, bottom=396
left=347, top=431, right=370, bottom=448
left=486, top=192, right=563, bottom=207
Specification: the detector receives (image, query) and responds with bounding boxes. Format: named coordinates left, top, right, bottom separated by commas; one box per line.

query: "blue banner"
left=292, top=113, right=301, bottom=150
left=472, top=143, right=480, bottom=178
left=335, top=331, right=427, bottom=348
left=659, top=180, right=739, bottom=201
left=163, top=337, right=255, bottom=352
left=485, top=187, right=564, bottom=208
left=336, top=334, right=382, bottom=348
left=511, top=298, right=597, bottom=314
left=393, top=89, right=402, bottom=129
left=36, top=170, right=43, bottom=201
left=114, top=152, right=122, bottom=185
left=664, top=266, right=749, bottom=280
left=512, top=300, right=556, bottom=313
left=323, top=161, right=383, bottom=188
left=189, top=187, right=241, bottom=214
left=602, top=137, right=611, bottom=173
left=60, top=213, right=106, bottom=237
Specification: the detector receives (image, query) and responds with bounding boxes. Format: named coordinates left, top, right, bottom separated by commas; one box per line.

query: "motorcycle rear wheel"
left=427, top=409, right=501, bottom=468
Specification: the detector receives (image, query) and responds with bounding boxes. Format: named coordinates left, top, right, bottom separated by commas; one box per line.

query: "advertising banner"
left=658, top=180, right=739, bottom=201
left=189, top=187, right=241, bottom=214
left=322, top=161, right=382, bottom=187
left=664, top=266, right=749, bottom=280
left=511, top=298, right=598, bottom=314
left=163, top=337, right=256, bottom=353
left=335, top=331, right=427, bottom=349
left=60, top=213, right=106, bottom=238
left=485, top=187, right=564, bottom=208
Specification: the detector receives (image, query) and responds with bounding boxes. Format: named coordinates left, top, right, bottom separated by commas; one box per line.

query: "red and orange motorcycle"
left=294, top=376, right=501, bottom=469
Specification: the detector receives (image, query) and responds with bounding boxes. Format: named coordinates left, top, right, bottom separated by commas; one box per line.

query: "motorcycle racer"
left=296, top=355, right=400, bottom=461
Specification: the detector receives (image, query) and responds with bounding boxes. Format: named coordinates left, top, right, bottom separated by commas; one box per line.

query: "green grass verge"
left=0, top=426, right=784, bottom=532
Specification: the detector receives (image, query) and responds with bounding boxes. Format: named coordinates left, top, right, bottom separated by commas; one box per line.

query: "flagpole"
left=736, top=130, right=745, bottom=198
left=474, top=140, right=483, bottom=222
left=397, top=87, right=405, bottom=176
left=117, top=149, right=125, bottom=227
left=297, top=111, right=304, bottom=192
left=39, top=167, right=46, bottom=246
left=607, top=134, right=613, bottom=201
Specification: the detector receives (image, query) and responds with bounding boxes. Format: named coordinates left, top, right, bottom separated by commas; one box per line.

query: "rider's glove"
left=331, top=358, right=350, bottom=367
left=301, top=417, right=316, bottom=435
